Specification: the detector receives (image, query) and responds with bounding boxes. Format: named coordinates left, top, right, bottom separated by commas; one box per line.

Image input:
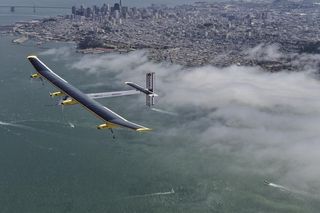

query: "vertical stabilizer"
left=146, top=72, right=155, bottom=107
left=125, top=72, right=157, bottom=107
left=146, top=72, right=155, bottom=92
left=146, top=95, right=155, bottom=107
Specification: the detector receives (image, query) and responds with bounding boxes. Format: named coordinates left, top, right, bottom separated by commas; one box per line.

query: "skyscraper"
left=114, top=3, right=120, bottom=11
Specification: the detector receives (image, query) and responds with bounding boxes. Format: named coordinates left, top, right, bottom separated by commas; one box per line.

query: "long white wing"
left=87, top=90, right=140, bottom=99
left=27, top=55, right=151, bottom=131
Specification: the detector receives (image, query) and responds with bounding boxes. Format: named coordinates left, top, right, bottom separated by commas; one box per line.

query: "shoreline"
left=2, top=32, right=317, bottom=72
left=1, top=1, right=320, bottom=71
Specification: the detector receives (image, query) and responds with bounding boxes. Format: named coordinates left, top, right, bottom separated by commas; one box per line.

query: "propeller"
left=29, top=73, right=44, bottom=86
left=110, top=128, right=116, bottom=140
left=58, top=98, right=65, bottom=112
left=39, top=77, right=45, bottom=86
left=44, top=98, right=63, bottom=108
left=29, top=73, right=36, bottom=83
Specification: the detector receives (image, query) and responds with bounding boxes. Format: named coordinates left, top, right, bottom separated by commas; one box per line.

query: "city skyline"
left=3, top=0, right=319, bottom=69
left=0, top=0, right=200, bottom=7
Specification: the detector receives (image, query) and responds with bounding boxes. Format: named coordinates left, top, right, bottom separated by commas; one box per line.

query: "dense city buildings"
left=3, top=1, right=320, bottom=69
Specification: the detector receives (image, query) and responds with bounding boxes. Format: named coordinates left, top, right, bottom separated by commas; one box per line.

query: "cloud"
left=65, top=48, right=320, bottom=195
left=245, top=43, right=283, bottom=61
left=40, top=46, right=72, bottom=59
left=245, top=43, right=320, bottom=72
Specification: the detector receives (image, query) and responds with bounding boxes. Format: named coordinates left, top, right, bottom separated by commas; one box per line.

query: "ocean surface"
left=1, top=4, right=320, bottom=213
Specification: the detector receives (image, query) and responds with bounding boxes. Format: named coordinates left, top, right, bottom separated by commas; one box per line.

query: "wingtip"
left=136, top=127, right=152, bottom=132
left=27, top=55, right=38, bottom=59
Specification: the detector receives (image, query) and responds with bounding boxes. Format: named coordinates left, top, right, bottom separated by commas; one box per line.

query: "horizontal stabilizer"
left=125, top=82, right=158, bottom=97
left=125, top=72, right=158, bottom=107
left=125, top=82, right=153, bottom=95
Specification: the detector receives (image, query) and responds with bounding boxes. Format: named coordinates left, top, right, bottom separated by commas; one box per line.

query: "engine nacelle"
left=97, top=122, right=118, bottom=129
left=30, top=73, right=40, bottom=79
left=61, top=99, right=78, bottom=105
left=50, top=91, right=64, bottom=97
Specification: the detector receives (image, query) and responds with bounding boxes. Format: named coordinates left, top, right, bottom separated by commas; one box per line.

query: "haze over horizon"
left=0, top=0, right=200, bottom=7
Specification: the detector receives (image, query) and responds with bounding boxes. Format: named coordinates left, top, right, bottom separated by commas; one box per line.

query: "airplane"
left=27, top=55, right=158, bottom=132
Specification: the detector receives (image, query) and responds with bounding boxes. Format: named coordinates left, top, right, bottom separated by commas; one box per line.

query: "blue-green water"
left=1, top=8, right=320, bottom=213
left=0, top=37, right=182, bottom=212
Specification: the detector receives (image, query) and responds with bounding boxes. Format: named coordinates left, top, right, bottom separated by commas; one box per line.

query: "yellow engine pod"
left=31, top=73, right=40, bottom=79
left=97, top=122, right=118, bottom=129
left=61, top=99, right=78, bottom=105
left=136, top=127, right=152, bottom=132
left=50, top=91, right=64, bottom=97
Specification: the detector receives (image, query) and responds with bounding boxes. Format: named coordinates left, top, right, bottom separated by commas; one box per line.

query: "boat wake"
left=126, top=188, right=175, bottom=199
left=264, top=180, right=319, bottom=199
left=68, top=122, right=75, bottom=128
left=266, top=182, right=290, bottom=192
left=0, top=120, right=36, bottom=130
left=0, top=120, right=59, bottom=135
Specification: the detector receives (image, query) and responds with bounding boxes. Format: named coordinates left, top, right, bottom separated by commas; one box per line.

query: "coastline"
left=1, top=1, right=320, bottom=70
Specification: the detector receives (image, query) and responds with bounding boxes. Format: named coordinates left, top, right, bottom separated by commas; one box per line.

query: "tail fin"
left=146, top=94, right=155, bottom=107
left=125, top=72, right=157, bottom=107
left=146, top=72, right=155, bottom=92
left=146, top=72, right=155, bottom=107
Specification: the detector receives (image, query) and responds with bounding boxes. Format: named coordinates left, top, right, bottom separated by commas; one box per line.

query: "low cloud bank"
left=43, top=46, right=320, bottom=194
left=244, top=43, right=283, bottom=61
left=40, top=46, right=72, bottom=59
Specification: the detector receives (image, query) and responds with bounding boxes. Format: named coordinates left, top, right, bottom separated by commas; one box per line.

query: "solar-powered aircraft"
left=27, top=55, right=158, bottom=132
